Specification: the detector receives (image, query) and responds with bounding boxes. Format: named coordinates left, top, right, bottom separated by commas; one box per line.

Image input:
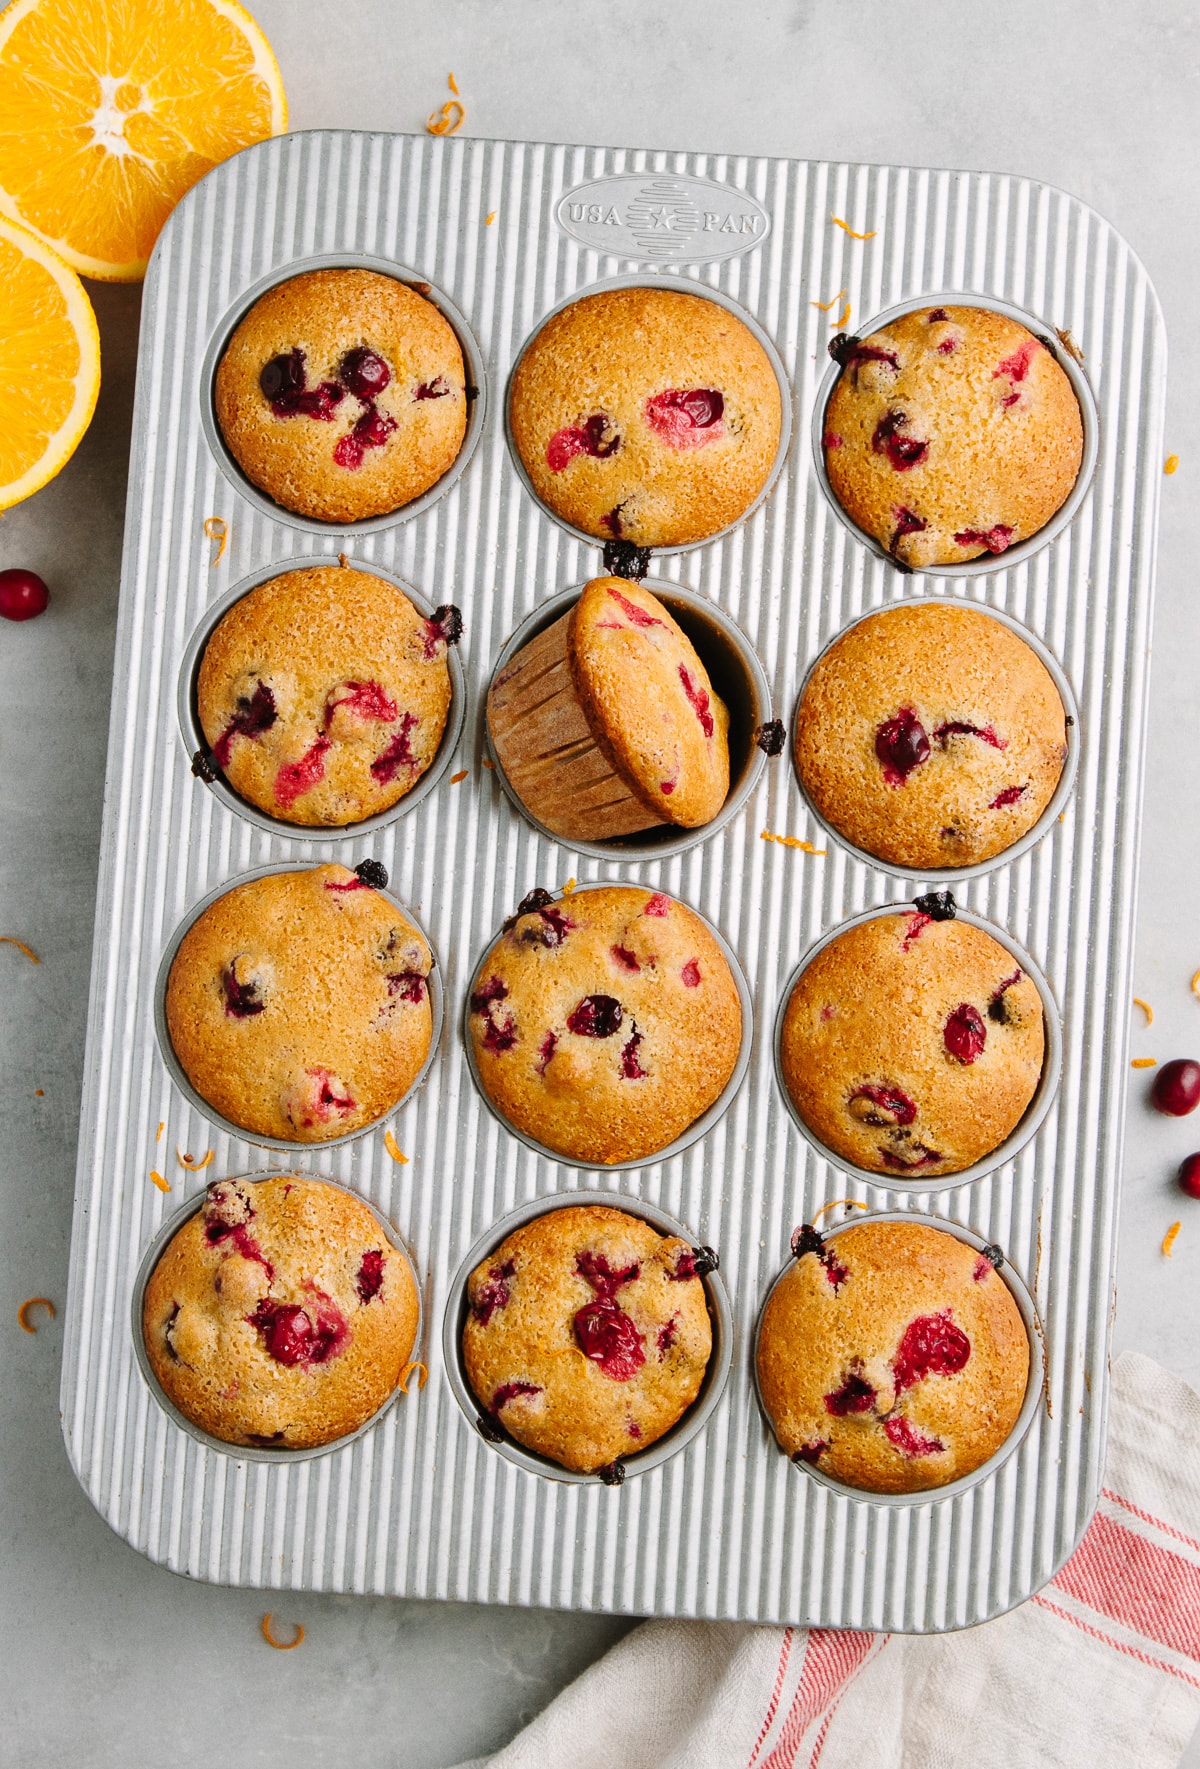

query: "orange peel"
left=427, top=100, right=464, bottom=138
left=177, top=1148, right=214, bottom=1169
left=1133, top=997, right=1153, bottom=1026
left=261, top=1613, right=304, bottom=1650
left=449, top=768, right=468, bottom=784
left=485, top=210, right=496, bottom=225
left=830, top=214, right=877, bottom=240
left=150, top=1169, right=171, bottom=1193
left=399, top=1360, right=428, bottom=1394
left=1162, top=1221, right=1182, bottom=1258
left=203, top=515, right=228, bottom=563
left=0, top=936, right=39, bottom=962
left=384, top=1129, right=409, bottom=1164
left=831, top=301, right=852, bottom=327
left=155, top=1120, right=164, bottom=1143
left=810, top=1198, right=867, bottom=1229
left=1131, top=1057, right=1157, bottom=1069
left=561, top=877, right=577, bottom=896
left=1165, top=455, right=1180, bottom=475
left=1192, top=968, right=1200, bottom=998
left=18, top=1296, right=55, bottom=1333
left=811, top=287, right=847, bottom=312
left=762, top=829, right=826, bottom=856
left=448, top=72, right=460, bottom=95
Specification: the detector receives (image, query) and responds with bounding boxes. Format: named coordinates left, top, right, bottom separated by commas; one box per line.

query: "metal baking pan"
left=61, top=130, right=1166, bottom=1631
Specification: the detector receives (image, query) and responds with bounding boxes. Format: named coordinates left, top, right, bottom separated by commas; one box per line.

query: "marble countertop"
left=3, top=1, right=1199, bottom=1761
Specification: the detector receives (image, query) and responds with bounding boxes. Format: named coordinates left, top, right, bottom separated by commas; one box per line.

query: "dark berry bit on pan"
left=791, top=1223, right=826, bottom=1260
left=670, top=1245, right=719, bottom=1280
left=354, top=859, right=389, bottom=890
left=426, top=603, right=464, bottom=648
left=598, top=1459, right=627, bottom=1485
left=475, top=1413, right=504, bottom=1442
left=829, top=334, right=900, bottom=375
left=792, top=1440, right=829, bottom=1466
left=191, top=747, right=218, bottom=783
left=601, top=538, right=652, bottom=581
left=754, top=720, right=786, bottom=756
left=913, top=890, right=956, bottom=921
left=505, top=887, right=554, bottom=928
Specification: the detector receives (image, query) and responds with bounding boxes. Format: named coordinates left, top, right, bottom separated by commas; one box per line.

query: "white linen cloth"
left=455, top=1353, right=1200, bottom=1769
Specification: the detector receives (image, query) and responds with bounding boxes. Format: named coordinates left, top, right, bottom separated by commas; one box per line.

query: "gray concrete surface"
left=2, top=1, right=1199, bottom=1762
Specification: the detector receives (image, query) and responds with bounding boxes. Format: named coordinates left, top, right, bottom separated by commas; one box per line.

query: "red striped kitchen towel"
left=454, top=1353, right=1200, bottom=1768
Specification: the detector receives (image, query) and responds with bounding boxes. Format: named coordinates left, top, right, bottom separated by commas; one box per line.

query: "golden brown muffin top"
left=468, top=884, right=742, bottom=1165
left=165, top=864, right=433, bottom=1143
left=780, top=910, right=1044, bottom=1177
left=462, top=1204, right=713, bottom=1473
left=756, top=1218, right=1029, bottom=1493
left=143, top=1174, right=420, bottom=1450
left=795, top=601, right=1068, bottom=869
left=197, top=564, right=456, bottom=827
left=569, top=577, right=730, bottom=827
left=823, top=306, right=1083, bottom=568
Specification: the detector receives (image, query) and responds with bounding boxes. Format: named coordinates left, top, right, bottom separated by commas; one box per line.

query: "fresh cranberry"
left=933, top=719, right=1005, bottom=750
left=370, top=712, right=419, bottom=783
left=824, top=1372, right=876, bottom=1415
left=890, top=506, right=927, bottom=553
left=574, top=1297, right=645, bottom=1380
left=212, top=680, right=277, bottom=769
left=892, top=1311, right=971, bottom=1393
left=954, top=524, right=1014, bottom=554
left=567, top=995, right=623, bottom=1037
left=1178, top=1154, right=1200, bottom=1199
left=882, top=1416, right=944, bottom=1457
left=847, top=1084, right=917, bottom=1127
left=643, top=388, right=724, bottom=448
left=871, top=409, right=929, bottom=471
left=620, top=1031, right=647, bottom=1078
left=546, top=413, right=620, bottom=471
left=678, top=665, right=715, bottom=737
left=944, top=1003, right=987, bottom=1064
left=793, top=1440, right=829, bottom=1465
left=356, top=1249, right=385, bottom=1303
left=340, top=346, right=391, bottom=399
left=414, top=376, right=452, bottom=400
left=1152, top=1059, right=1200, bottom=1117
left=606, top=585, right=664, bottom=628
left=0, top=568, right=50, bottom=621
left=492, top=1380, right=542, bottom=1411
left=262, top=349, right=344, bottom=420
left=274, top=735, right=330, bottom=807
left=988, top=784, right=1027, bottom=809
left=471, top=1259, right=515, bottom=1325
left=259, top=349, right=307, bottom=403
left=875, top=707, right=930, bottom=785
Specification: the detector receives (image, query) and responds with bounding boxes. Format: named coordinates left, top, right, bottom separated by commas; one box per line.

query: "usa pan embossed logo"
left=555, top=173, right=771, bottom=264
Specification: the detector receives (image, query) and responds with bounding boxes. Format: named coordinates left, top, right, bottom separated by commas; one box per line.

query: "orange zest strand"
left=150, top=1169, right=171, bottom=1193
left=427, top=100, right=465, bottom=137
left=561, top=877, right=577, bottom=896
left=18, top=1297, right=55, bottom=1333
left=1131, top=1057, right=1157, bottom=1069
left=156, top=1121, right=164, bottom=1143
left=203, top=516, right=228, bottom=563
left=1192, top=968, right=1200, bottom=998
left=449, top=768, right=469, bottom=784
left=384, top=1129, right=409, bottom=1164
left=810, top=1198, right=867, bottom=1229
left=761, top=829, right=826, bottom=856
left=830, top=214, right=877, bottom=240
left=399, top=1360, right=428, bottom=1394
left=177, top=1148, right=214, bottom=1170
left=811, top=287, right=847, bottom=312
left=831, top=301, right=852, bottom=328
left=481, top=758, right=495, bottom=769
left=262, top=1614, right=305, bottom=1650
left=1162, top=1221, right=1182, bottom=1258
left=448, top=72, right=460, bottom=95
left=485, top=210, right=496, bottom=225
left=0, top=936, right=39, bottom=963
left=1133, top=998, right=1154, bottom=1026
left=1165, top=455, right=1180, bottom=475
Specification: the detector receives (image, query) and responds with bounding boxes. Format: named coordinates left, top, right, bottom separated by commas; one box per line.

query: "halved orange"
left=0, top=214, right=101, bottom=511
left=0, top=0, right=287, bottom=282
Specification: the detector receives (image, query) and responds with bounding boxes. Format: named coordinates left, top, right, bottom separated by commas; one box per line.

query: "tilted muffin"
left=166, top=864, right=433, bottom=1143
left=196, top=562, right=458, bottom=827
left=822, top=306, right=1083, bottom=568
left=488, top=577, right=731, bottom=842
left=757, top=1218, right=1029, bottom=1493
left=779, top=907, right=1044, bottom=1176
left=795, top=602, right=1068, bottom=869
left=463, top=1203, right=714, bottom=1474
left=468, top=884, right=742, bottom=1165
left=509, top=287, right=782, bottom=547
left=143, top=1174, right=420, bottom=1450
left=215, top=268, right=467, bottom=523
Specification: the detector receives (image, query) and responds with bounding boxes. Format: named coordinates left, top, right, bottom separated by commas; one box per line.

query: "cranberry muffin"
left=165, top=864, right=433, bottom=1143
left=822, top=306, right=1083, bottom=568
left=795, top=602, right=1068, bottom=869
left=463, top=1203, right=713, bottom=1474
left=488, top=577, right=730, bottom=842
left=509, top=287, right=781, bottom=547
left=757, top=1218, right=1029, bottom=1493
left=779, top=907, right=1044, bottom=1176
left=143, top=1174, right=420, bottom=1450
left=197, top=563, right=458, bottom=827
left=469, top=885, right=742, bottom=1165
left=215, top=268, right=467, bottom=523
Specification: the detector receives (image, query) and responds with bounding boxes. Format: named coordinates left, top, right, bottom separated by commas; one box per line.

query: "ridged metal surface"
left=61, top=132, right=1166, bottom=1629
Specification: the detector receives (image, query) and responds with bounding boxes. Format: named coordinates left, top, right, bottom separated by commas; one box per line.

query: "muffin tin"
left=62, top=131, right=1166, bottom=1631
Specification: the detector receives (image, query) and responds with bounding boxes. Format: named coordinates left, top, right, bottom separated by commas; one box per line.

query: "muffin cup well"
left=752, top=1209, right=1045, bottom=1506
left=442, top=1189, right=733, bottom=1485
left=504, top=273, right=793, bottom=558
left=199, top=251, right=487, bottom=538
left=178, top=555, right=467, bottom=841
left=132, top=1171, right=425, bottom=1464
left=791, top=594, right=1080, bottom=884
left=811, top=293, right=1100, bottom=578
left=486, top=581, right=772, bottom=863
left=463, top=882, right=754, bottom=1171
left=153, top=863, right=443, bottom=1153
left=772, top=902, right=1062, bottom=1192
